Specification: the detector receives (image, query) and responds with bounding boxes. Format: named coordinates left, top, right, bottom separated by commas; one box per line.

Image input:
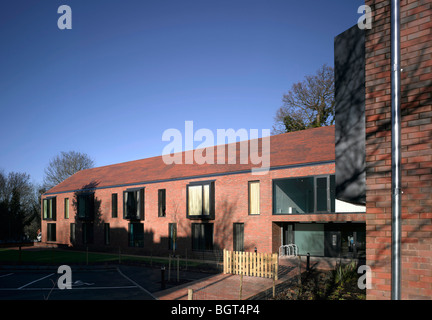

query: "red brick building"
left=41, top=125, right=366, bottom=260
left=40, top=0, right=432, bottom=300
left=364, top=0, right=432, bottom=299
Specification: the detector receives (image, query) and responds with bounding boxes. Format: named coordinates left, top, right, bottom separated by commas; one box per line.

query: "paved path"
left=154, top=257, right=302, bottom=300
left=154, top=255, right=355, bottom=300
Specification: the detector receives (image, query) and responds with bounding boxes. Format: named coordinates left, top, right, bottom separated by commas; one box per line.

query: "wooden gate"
left=223, top=249, right=278, bottom=280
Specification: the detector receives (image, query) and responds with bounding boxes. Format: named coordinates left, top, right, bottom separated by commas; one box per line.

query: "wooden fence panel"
left=223, top=249, right=278, bottom=280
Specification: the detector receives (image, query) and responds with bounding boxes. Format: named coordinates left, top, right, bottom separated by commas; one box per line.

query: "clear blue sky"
left=0, top=0, right=364, bottom=185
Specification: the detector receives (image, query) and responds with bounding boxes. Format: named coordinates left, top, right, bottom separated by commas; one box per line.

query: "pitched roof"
left=45, top=125, right=335, bottom=195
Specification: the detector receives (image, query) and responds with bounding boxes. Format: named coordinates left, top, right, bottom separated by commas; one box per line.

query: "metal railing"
left=279, top=244, right=298, bottom=257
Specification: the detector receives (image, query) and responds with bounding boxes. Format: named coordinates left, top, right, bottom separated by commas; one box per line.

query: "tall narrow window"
left=64, top=198, right=69, bottom=219
left=316, top=177, right=328, bottom=212
left=187, top=181, right=214, bottom=219
left=70, top=223, right=76, bottom=243
left=158, top=189, right=166, bottom=217
left=248, top=181, right=260, bottom=215
left=169, top=223, right=177, bottom=251
left=104, top=223, right=110, bottom=245
left=112, top=193, right=118, bottom=218
left=233, top=223, right=244, bottom=252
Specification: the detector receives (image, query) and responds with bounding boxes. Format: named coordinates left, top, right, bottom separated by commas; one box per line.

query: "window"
left=168, top=223, right=177, bottom=251
left=273, top=175, right=336, bottom=214
left=128, top=223, right=144, bottom=247
left=47, top=223, right=56, bottom=242
left=248, top=181, right=260, bottom=215
left=233, top=223, right=244, bottom=252
left=104, top=223, right=110, bottom=245
left=158, top=189, right=166, bottom=217
left=187, top=181, right=215, bottom=219
left=82, top=223, right=94, bottom=244
left=70, top=223, right=76, bottom=243
left=64, top=198, right=69, bottom=219
left=77, top=193, right=94, bottom=220
left=123, top=188, right=144, bottom=220
left=112, top=194, right=118, bottom=218
left=192, top=223, right=213, bottom=251
left=43, top=197, right=56, bottom=220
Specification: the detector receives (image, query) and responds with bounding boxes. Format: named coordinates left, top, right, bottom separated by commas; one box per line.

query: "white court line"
left=0, top=273, right=14, bottom=278
left=18, top=273, right=55, bottom=290
left=0, top=285, right=137, bottom=291
left=116, top=267, right=158, bottom=300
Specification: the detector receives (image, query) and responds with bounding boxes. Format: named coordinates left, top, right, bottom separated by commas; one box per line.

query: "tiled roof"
left=45, top=125, right=335, bottom=194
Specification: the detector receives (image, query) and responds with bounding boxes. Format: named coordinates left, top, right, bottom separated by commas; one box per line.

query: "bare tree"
left=43, top=151, right=95, bottom=189
left=0, top=170, right=39, bottom=241
left=272, top=64, right=335, bottom=134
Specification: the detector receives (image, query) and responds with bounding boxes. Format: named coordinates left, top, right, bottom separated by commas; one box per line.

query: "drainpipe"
left=390, top=0, right=402, bottom=300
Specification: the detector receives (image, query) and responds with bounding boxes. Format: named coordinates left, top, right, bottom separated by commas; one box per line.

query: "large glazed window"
left=187, top=181, right=214, bottom=219
left=273, top=175, right=335, bottom=214
left=77, top=193, right=94, bottom=220
left=43, top=197, right=56, bottom=221
left=123, top=188, right=144, bottom=220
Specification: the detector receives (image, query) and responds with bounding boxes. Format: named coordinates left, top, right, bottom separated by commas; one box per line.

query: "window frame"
left=112, top=193, right=118, bottom=218
left=272, top=174, right=336, bottom=215
left=64, top=198, right=69, bottom=219
left=123, top=188, right=145, bottom=221
left=233, top=223, right=245, bottom=252
left=104, top=223, right=110, bottom=245
left=77, top=192, right=95, bottom=221
left=186, top=181, right=215, bottom=220
left=158, top=189, right=166, bottom=217
left=248, top=180, right=260, bottom=215
left=191, top=223, right=214, bottom=251
left=128, top=222, right=144, bottom=247
left=70, top=223, right=76, bottom=243
left=168, top=223, right=177, bottom=251
left=82, top=222, right=94, bottom=244
left=43, top=197, right=56, bottom=221
left=47, top=223, right=56, bottom=242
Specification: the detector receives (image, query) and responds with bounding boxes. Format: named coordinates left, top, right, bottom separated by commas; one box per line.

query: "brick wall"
left=365, top=0, right=432, bottom=299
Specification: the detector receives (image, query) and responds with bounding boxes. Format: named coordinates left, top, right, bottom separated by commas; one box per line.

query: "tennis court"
left=0, top=264, right=212, bottom=300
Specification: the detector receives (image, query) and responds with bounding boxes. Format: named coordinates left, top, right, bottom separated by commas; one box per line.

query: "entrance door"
left=282, top=223, right=294, bottom=245
left=324, top=230, right=341, bottom=257
left=341, top=227, right=366, bottom=259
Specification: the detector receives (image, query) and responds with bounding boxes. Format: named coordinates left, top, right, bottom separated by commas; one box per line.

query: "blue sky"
left=0, top=0, right=364, bottom=185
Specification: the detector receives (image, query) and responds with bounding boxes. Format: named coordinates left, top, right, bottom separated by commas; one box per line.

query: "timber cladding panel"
left=365, top=0, right=432, bottom=300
